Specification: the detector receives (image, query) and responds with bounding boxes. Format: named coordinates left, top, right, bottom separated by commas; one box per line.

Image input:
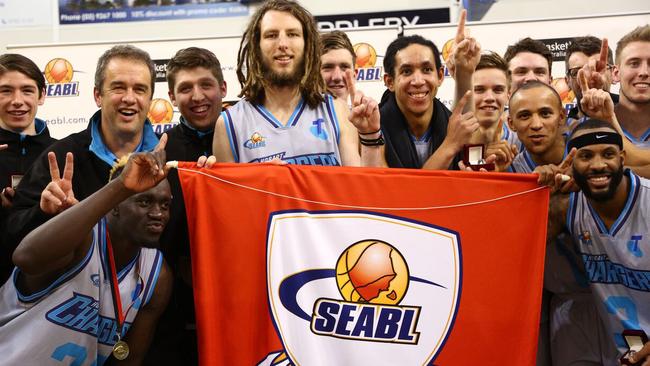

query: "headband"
left=567, top=131, right=623, bottom=151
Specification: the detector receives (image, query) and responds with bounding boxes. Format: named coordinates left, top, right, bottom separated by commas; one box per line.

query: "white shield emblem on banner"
left=265, top=211, right=461, bottom=366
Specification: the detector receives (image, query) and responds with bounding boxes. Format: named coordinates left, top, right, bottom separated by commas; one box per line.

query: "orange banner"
left=178, top=163, right=548, bottom=366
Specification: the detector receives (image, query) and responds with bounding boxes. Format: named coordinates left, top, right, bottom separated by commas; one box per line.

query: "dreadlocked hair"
left=109, top=154, right=131, bottom=182
left=236, top=0, right=325, bottom=108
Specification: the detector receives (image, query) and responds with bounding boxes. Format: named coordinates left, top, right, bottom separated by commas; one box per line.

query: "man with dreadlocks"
left=211, top=0, right=385, bottom=167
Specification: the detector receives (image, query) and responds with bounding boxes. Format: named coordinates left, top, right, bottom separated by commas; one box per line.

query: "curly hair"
left=237, top=0, right=324, bottom=108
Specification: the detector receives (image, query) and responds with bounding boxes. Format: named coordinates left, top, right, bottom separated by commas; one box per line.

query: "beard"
left=572, top=163, right=624, bottom=202
left=262, top=56, right=305, bottom=87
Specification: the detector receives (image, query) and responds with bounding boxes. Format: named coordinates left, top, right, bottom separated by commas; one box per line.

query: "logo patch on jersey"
left=46, top=292, right=132, bottom=345
left=310, top=118, right=329, bottom=141
left=244, top=132, right=267, bottom=149
left=263, top=211, right=461, bottom=365
left=627, top=235, right=644, bottom=257
left=90, top=274, right=100, bottom=287
left=579, top=231, right=593, bottom=246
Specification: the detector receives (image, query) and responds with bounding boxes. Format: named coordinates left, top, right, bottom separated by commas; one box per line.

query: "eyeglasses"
left=566, top=65, right=613, bottom=79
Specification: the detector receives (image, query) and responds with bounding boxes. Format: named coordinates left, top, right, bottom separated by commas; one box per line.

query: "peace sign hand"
left=40, top=151, right=78, bottom=215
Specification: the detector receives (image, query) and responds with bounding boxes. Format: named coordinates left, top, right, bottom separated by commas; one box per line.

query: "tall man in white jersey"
left=538, top=119, right=650, bottom=364
left=212, top=0, right=384, bottom=167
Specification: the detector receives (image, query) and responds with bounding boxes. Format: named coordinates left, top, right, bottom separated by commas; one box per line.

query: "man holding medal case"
left=0, top=143, right=172, bottom=364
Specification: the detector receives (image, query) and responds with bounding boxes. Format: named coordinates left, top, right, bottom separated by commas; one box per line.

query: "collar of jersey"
left=252, top=98, right=306, bottom=129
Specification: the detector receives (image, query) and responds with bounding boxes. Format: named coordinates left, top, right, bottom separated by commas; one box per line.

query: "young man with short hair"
left=508, top=81, right=620, bottom=365
left=320, top=30, right=356, bottom=101
left=146, top=46, right=227, bottom=365
left=504, top=37, right=553, bottom=91
left=0, top=54, right=57, bottom=282
left=613, top=25, right=650, bottom=147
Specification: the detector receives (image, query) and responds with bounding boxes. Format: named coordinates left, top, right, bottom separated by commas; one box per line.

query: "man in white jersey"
left=211, top=0, right=384, bottom=167
left=538, top=119, right=650, bottom=364
left=613, top=25, right=650, bottom=148
left=505, top=80, right=619, bottom=365
left=0, top=146, right=172, bottom=365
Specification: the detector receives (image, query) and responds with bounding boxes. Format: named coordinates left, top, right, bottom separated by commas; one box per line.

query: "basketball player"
left=504, top=37, right=553, bottom=91
left=466, top=52, right=520, bottom=171
left=380, top=10, right=479, bottom=169
left=613, top=25, right=650, bottom=148
left=0, top=147, right=172, bottom=364
left=0, top=54, right=57, bottom=283
left=211, top=0, right=384, bottom=167
left=3, top=45, right=160, bottom=257
left=537, top=119, right=650, bottom=363
left=320, top=30, right=355, bottom=101
left=507, top=81, right=621, bottom=365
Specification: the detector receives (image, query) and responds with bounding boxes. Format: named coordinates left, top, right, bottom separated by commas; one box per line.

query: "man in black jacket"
left=3, top=45, right=159, bottom=282
left=0, top=53, right=56, bottom=283
left=145, top=47, right=227, bottom=366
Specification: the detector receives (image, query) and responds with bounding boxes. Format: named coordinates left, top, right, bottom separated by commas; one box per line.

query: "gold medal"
left=112, top=340, right=130, bottom=360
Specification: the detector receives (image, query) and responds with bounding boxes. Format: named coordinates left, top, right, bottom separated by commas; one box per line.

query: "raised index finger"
left=48, top=151, right=61, bottom=181
left=597, top=38, right=609, bottom=71
left=453, top=90, right=472, bottom=115
left=559, top=148, right=577, bottom=170
left=345, top=69, right=357, bottom=105
left=455, top=9, right=467, bottom=44
left=154, top=133, right=168, bottom=153
left=578, top=68, right=589, bottom=93
left=493, top=116, right=504, bottom=143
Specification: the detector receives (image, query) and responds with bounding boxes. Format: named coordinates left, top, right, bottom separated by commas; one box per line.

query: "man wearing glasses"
left=564, top=36, right=617, bottom=126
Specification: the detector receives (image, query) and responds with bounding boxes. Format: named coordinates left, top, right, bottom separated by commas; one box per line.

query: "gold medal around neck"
left=112, top=340, right=130, bottom=360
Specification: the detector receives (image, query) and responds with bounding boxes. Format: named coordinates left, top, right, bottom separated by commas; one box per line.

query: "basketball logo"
left=441, top=39, right=455, bottom=62
left=336, top=240, right=409, bottom=305
left=353, top=43, right=377, bottom=69
left=44, top=58, right=74, bottom=84
left=147, top=98, right=174, bottom=124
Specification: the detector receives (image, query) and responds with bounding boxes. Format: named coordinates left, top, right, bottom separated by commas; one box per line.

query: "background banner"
left=177, top=164, right=549, bottom=365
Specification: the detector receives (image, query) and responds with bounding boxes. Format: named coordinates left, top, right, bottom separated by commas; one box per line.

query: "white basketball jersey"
left=567, top=170, right=650, bottom=354
left=0, top=219, right=163, bottom=366
left=622, top=128, right=650, bottom=148
left=222, top=95, right=342, bottom=165
left=509, top=150, right=537, bottom=174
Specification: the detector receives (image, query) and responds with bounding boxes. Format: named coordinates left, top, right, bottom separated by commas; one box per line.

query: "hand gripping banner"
left=177, top=163, right=549, bottom=366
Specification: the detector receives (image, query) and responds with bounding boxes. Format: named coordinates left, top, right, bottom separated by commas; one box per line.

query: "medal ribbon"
left=106, top=232, right=126, bottom=339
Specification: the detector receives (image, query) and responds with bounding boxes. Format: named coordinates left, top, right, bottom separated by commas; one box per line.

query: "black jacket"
left=0, top=119, right=56, bottom=282
left=380, top=92, right=456, bottom=169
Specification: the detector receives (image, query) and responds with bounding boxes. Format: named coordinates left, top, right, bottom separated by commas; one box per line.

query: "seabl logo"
left=262, top=211, right=462, bottom=366
left=147, top=98, right=176, bottom=134
left=43, top=58, right=80, bottom=97
left=353, top=43, right=383, bottom=82
left=244, top=132, right=266, bottom=149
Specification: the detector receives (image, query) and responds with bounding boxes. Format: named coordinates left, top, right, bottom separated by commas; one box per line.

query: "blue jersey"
left=222, top=95, right=342, bottom=166
left=0, top=219, right=163, bottom=366
left=567, top=169, right=650, bottom=354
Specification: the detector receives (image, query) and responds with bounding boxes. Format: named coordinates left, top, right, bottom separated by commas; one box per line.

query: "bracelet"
left=358, top=129, right=381, bottom=135
left=359, top=132, right=385, bottom=146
